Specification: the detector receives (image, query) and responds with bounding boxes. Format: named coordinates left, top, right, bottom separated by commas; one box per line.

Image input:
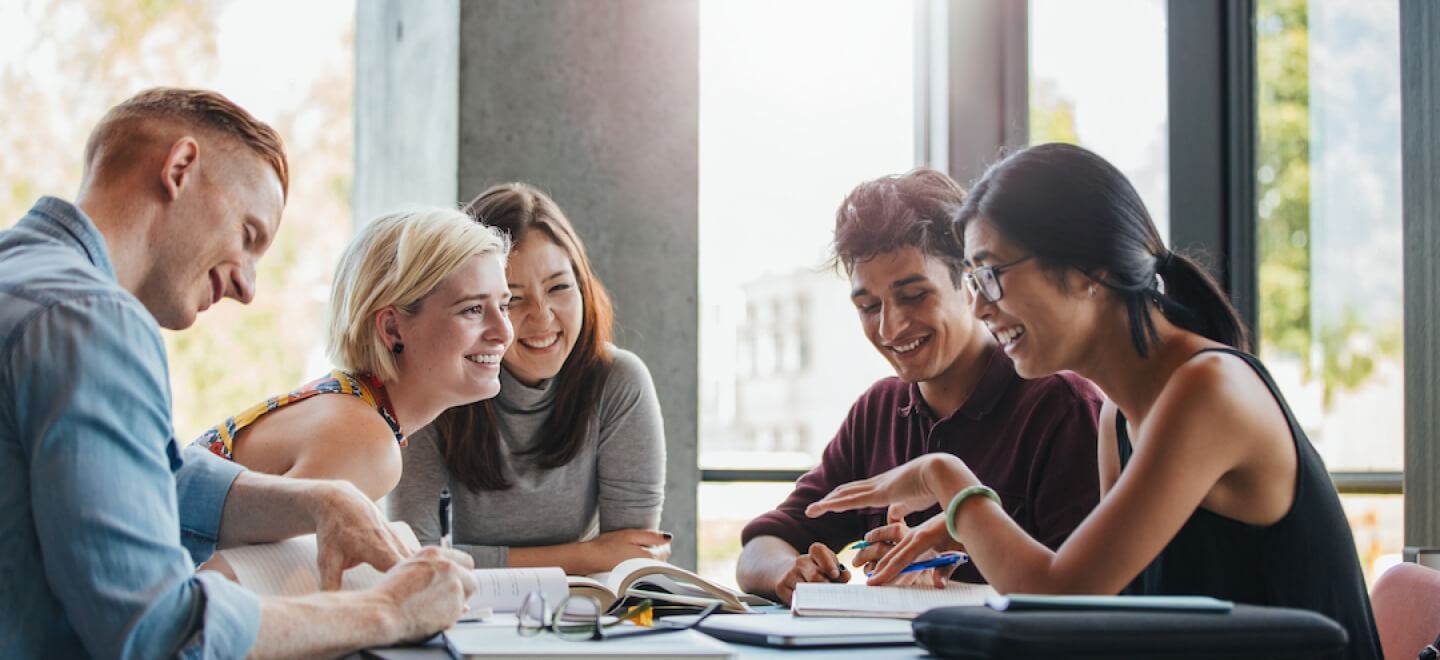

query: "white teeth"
left=994, top=326, right=1026, bottom=345
left=465, top=354, right=502, bottom=365
left=892, top=336, right=927, bottom=354
left=520, top=334, right=559, bottom=349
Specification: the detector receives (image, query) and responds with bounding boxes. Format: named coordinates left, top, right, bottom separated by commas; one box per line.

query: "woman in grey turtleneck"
left=387, top=183, right=668, bottom=574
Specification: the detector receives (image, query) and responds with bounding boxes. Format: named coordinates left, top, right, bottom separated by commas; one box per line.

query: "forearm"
left=218, top=471, right=351, bottom=547
left=248, top=591, right=398, bottom=660
left=507, top=542, right=592, bottom=574
left=736, top=536, right=799, bottom=598
left=930, top=459, right=1068, bottom=593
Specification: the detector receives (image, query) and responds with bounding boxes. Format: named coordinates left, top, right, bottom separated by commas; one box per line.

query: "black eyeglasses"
left=517, top=591, right=721, bottom=642
left=963, top=255, right=1033, bottom=303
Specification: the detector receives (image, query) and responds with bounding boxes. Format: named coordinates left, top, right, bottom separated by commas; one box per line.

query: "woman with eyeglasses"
left=806, top=143, right=1381, bottom=660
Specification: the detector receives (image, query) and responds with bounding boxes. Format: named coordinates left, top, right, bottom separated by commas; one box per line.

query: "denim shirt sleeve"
left=176, top=443, right=247, bottom=564
left=10, top=295, right=260, bottom=660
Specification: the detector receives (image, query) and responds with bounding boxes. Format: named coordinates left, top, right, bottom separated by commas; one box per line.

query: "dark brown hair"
left=956, top=143, right=1249, bottom=357
left=830, top=167, right=968, bottom=287
left=84, top=87, right=289, bottom=198
left=438, top=182, right=615, bottom=491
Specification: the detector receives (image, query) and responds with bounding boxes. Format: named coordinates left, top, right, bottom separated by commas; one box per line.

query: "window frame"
left=699, top=0, right=1429, bottom=548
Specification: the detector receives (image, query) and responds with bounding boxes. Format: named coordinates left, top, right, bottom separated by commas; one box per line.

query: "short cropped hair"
left=829, top=168, right=968, bottom=287
left=83, top=87, right=290, bottom=197
left=327, top=207, right=511, bottom=382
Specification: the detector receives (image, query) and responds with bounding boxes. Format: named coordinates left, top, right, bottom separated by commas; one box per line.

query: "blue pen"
left=867, top=551, right=969, bottom=578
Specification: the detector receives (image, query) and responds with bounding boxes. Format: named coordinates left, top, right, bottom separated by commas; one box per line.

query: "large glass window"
left=697, top=0, right=916, bottom=586
left=1028, top=0, right=1169, bottom=240
left=0, top=0, right=355, bottom=442
left=1255, top=0, right=1404, bottom=580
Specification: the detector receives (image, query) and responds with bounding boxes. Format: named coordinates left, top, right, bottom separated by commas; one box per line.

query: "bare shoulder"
left=243, top=392, right=403, bottom=499
left=1148, top=350, right=1291, bottom=462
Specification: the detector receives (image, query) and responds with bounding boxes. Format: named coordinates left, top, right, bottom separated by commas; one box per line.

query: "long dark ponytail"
left=956, top=143, right=1249, bottom=356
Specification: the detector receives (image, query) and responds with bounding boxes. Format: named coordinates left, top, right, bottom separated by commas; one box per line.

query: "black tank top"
left=1116, top=348, right=1381, bottom=660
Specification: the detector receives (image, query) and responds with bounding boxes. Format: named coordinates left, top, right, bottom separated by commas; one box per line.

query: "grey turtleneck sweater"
left=387, top=347, right=666, bottom=568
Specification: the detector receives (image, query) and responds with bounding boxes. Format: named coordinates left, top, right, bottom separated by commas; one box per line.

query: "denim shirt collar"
left=19, top=196, right=117, bottom=282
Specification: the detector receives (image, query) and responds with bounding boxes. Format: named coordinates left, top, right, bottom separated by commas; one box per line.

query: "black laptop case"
left=912, top=604, right=1349, bottom=660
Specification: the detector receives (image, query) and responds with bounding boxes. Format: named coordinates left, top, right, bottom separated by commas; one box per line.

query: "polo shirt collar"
left=899, top=345, right=1018, bottom=422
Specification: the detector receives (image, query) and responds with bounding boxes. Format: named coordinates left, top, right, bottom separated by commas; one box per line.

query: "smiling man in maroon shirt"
left=736, top=168, right=1102, bottom=604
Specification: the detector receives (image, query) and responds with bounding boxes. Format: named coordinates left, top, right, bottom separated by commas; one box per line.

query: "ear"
left=1069, top=268, right=1107, bottom=297
left=160, top=137, right=201, bottom=201
left=374, top=307, right=403, bottom=349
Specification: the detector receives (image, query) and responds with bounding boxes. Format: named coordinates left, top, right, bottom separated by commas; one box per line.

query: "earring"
left=392, top=342, right=404, bottom=355
left=1088, top=285, right=1097, bottom=297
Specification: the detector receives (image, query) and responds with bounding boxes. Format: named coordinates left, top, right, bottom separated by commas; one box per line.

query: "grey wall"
left=357, top=0, right=701, bottom=569
left=354, top=0, right=460, bottom=219
left=456, top=0, right=700, bottom=569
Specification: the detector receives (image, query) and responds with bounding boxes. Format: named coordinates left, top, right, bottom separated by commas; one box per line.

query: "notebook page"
left=467, top=567, right=568, bottom=613
left=221, top=534, right=389, bottom=595
left=792, top=582, right=995, bottom=619
left=219, top=522, right=419, bottom=596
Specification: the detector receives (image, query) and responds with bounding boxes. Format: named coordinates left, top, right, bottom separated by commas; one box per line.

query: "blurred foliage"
left=1256, top=0, right=1399, bottom=408
left=0, top=0, right=354, bottom=440
left=1029, top=80, right=1079, bottom=146
left=1256, top=0, right=1313, bottom=372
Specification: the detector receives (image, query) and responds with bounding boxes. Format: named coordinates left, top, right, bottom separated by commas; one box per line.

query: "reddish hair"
left=84, top=87, right=289, bottom=198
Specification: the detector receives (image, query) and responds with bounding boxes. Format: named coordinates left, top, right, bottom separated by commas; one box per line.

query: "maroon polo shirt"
left=741, top=347, right=1102, bottom=583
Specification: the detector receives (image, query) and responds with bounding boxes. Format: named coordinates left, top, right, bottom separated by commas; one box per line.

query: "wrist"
left=302, top=480, right=355, bottom=525
left=922, top=454, right=977, bottom=503
left=358, top=589, right=408, bottom=644
left=944, top=485, right=1001, bottom=542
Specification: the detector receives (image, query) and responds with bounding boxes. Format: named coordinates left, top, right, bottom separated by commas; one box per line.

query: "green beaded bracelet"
left=944, top=485, right=1001, bottom=542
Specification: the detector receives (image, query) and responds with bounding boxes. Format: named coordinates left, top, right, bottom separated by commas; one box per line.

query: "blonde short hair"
left=327, top=207, right=510, bottom=381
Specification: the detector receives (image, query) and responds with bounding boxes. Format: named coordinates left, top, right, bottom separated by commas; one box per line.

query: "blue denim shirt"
left=0, top=197, right=261, bottom=659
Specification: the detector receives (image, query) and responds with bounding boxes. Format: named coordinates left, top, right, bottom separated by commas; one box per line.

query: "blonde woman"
left=195, top=207, right=514, bottom=500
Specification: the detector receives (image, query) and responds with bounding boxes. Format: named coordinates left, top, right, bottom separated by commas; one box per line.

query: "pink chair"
left=1371, top=562, right=1440, bottom=660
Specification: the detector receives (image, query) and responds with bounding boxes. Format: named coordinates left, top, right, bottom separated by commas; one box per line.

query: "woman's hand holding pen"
left=806, top=453, right=982, bottom=586
left=857, top=514, right=962, bottom=587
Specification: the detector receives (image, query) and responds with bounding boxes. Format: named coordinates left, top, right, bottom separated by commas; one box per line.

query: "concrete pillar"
left=356, top=0, right=700, bottom=569
left=354, top=0, right=460, bottom=219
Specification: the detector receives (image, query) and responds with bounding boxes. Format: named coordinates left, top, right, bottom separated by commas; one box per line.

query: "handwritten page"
left=792, top=582, right=995, bottom=619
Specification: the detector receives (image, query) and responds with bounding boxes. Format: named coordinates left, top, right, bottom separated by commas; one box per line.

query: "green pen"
left=848, top=540, right=872, bottom=551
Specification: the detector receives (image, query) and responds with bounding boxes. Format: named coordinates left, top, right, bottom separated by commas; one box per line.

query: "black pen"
left=439, top=488, right=452, bottom=549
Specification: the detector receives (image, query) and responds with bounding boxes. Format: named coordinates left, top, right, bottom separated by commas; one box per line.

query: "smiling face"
left=141, top=149, right=284, bottom=330
left=389, top=253, right=514, bottom=406
left=503, top=233, right=584, bottom=385
left=849, top=246, right=982, bottom=384
left=962, top=217, right=1100, bottom=378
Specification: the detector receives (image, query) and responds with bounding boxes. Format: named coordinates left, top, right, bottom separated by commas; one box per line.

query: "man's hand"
left=774, top=542, right=850, bottom=605
left=308, top=480, right=417, bottom=590
left=373, top=547, right=479, bottom=643
left=577, top=528, right=672, bottom=574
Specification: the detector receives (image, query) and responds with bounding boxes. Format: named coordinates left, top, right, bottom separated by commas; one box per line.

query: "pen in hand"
left=439, top=488, right=452, bottom=549
left=867, top=551, right=969, bottom=578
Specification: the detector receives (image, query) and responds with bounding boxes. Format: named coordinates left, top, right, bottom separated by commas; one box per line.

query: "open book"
left=570, top=558, right=772, bottom=614
left=791, top=581, right=996, bottom=619
left=214, top=526, right=568, bottom=615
